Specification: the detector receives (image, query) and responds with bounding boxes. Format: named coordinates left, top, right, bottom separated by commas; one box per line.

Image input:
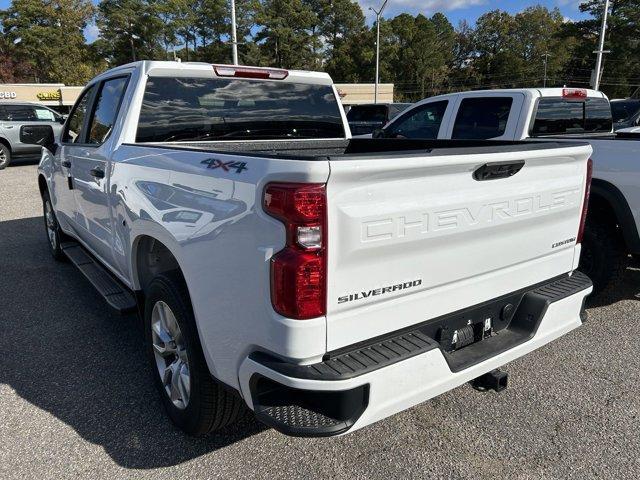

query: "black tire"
left=0, top=143, right=10, bottom=169
left=578, top=217, right=628, bottom=300
left=144, top=271, right=244, bottom=436
left=42, top=190, right=67, bottom=261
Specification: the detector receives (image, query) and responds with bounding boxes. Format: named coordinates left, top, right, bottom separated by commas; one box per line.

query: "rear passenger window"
left=452, top=97, right=513, bottom=139
left=347, top=105, right=388, bottom=122
left=87, top=77, right=128, bottom=145
left=384, top=101, right=448, bottom=139
left=63, top=85, right=97, bottom=143
left=3, top=105, right=37, bottom=121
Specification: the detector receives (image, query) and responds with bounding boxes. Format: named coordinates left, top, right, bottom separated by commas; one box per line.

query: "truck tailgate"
left=325, top=144, right=591, bottom=350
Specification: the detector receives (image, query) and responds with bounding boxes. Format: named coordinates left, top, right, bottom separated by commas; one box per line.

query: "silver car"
left=0, top=102, right=65, bottom=169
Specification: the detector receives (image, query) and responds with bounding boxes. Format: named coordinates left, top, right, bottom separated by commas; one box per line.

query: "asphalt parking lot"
left=1, top=162, right=639, bottom=479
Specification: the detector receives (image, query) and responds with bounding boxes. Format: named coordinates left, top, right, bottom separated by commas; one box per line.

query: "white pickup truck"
left=29, top=62, right=593, bottom=438
left=374, top=88, right=640, bottom=299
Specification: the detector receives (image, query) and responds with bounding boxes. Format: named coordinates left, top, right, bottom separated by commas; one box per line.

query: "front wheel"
left=144, top=272, right=244, bottom=436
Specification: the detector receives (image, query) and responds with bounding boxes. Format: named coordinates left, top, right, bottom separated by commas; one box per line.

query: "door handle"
left=62, top=160, right=71, bottom=168
left=89, top=167, right=105, bottom=179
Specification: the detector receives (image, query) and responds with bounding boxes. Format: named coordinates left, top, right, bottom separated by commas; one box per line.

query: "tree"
left=314, top=0, right=368, bottom=79
left=1, top=0, right=95, bottom=84
left=512, top=6, right=572, bottom=86
left=254, top=0, right=319, bottom=68
left=96, top=0, right=164, bottom=65
left=471, top=10, right=520, bottom=87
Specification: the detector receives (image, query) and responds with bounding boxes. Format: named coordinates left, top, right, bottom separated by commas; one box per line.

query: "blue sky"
left=0, top=0, right=590, bottom=44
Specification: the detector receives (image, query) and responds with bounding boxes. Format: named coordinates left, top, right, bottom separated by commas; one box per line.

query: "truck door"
left=65, top=77, right=129, bottom=265
left=54, top=85, right=98, bottom=232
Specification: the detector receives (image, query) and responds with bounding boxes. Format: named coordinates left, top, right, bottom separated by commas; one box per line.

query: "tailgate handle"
left=473, top=160, right=525, bottom=181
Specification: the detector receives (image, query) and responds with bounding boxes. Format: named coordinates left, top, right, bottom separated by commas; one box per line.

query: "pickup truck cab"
left=377, top=88, right=640, bottom=299
left=33, top=62, right=593, bottom=437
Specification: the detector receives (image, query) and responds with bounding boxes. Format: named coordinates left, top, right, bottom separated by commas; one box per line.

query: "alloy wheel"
left=44, top=200, right=57, bottom=250
left=151, top=300, right=191, bottom=410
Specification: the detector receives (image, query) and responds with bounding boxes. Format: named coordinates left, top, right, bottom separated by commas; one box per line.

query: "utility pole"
left=593, top=0, right=611, bottom=91
left=370, top=0, right=389, bottom=104
left=542, top=53, right=551, bottom=88
left=230, top=0, right=239, bottom=65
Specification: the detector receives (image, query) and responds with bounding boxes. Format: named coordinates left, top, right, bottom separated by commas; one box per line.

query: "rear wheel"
left=579, top=216, right=628, bottom=300
left=42, top=191, right=67, bottom=261
left=0, top=143, right=11, bottom=169
left=144, top=271, right=244, bottom=435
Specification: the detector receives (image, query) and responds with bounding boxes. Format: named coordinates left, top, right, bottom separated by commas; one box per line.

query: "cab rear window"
left=136, top=77, right=345, bottom=142
left=531, top=97, right=612, bottom=136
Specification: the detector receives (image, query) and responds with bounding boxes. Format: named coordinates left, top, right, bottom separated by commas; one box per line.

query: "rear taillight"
left=577, top=158, right=593, bottom=244
left=264, top=183, right=326, bottom=319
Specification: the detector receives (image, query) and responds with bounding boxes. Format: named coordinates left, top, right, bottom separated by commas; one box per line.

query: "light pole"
left=542, top=53, right=551, bottom=87
left=593, top=0, right=610, bottom=91
left=230, top=0, right=239, bottom=65
left=370, top=0, right=389, bottom=104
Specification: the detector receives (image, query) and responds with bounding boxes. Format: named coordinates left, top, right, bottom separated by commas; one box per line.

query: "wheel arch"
left=131, top=234, right=186, bottom=292
left=590, top=178, right=640, bottom=254
left=0, top=136, right=11, bottom=151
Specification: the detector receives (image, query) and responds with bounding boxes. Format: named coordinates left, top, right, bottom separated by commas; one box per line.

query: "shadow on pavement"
left=585, top=256, right=640, bottom=308
left=0, top=216, right=266, bottom=469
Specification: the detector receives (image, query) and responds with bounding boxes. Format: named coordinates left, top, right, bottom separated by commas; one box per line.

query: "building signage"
left=0, top=91, right=17, bottom=99
left=37, top=91, right=62, bottom=101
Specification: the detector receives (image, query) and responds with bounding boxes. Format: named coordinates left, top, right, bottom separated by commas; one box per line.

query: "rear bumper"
left=238, top=272, right=592, bottom=437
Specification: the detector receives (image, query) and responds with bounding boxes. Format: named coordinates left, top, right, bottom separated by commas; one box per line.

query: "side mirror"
left=372, top=128, right=385, bottom=139
left=20, top=124, right=56, bottom=153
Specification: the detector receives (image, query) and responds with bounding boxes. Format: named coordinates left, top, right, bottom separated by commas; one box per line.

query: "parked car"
left=346, top=102, right=411, bottom=135
left=0, top=102, right=65, bottom=169
left=611, top=98, right=640, bottom=130
left=376, top=87, right=639, bottom=299
left=30, top=62, right=592, bottom=438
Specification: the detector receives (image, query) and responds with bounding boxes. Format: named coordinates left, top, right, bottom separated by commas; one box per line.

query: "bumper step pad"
left=61, top=242, right=137, bottom=314
left=250, top=376, right=368, bottom=437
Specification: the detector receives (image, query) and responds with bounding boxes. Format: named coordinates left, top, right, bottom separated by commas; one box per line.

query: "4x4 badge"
left=201, top=158, right=248, bottom=173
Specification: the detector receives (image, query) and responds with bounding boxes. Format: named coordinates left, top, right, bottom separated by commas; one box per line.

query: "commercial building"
left=0, top=84, right=83, bottom=114
left=335, top=83, right=394, bottom=105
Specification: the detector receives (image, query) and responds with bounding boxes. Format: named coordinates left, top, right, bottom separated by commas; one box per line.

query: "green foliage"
left=1, top=0, right=95, bottom=83
left=95, top=0, right=164, bottom=64
left=253, top=0, right=319, bottom=68
left=0, top=0, right=639, bottom=99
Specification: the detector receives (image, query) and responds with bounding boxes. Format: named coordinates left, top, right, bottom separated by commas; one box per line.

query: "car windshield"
left=136, top=77, right=345, bottom=142
left=611, top=101, right=640, bottom=123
